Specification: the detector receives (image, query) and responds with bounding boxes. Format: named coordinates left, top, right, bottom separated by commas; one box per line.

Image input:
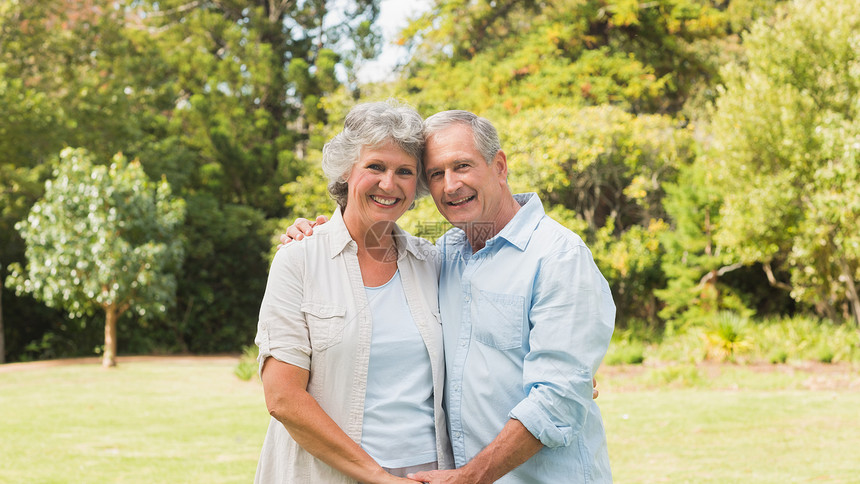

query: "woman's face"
left=343, top=141, right=419, bottom=228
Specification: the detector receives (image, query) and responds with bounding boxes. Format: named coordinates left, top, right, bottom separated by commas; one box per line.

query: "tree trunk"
left=838, top=257, right=860, bottom=327
left=0, top=281, right=5, bottom=365
left=103, top=305, right=118, bottom=368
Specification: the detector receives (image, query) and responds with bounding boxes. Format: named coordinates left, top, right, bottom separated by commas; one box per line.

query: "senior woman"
left=254, top=100, right=453, bottom=483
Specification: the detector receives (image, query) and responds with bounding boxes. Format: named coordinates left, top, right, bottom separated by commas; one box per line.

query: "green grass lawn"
left=600, top=366, right=860, bottom=483
left=1, top=358, right=858, bottom=483
left=0, top=358, right=268, bottom=483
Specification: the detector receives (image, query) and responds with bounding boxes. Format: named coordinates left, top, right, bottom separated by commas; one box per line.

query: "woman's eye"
left=397, top=168, right=414, bottom=175
left=367, top=163, right=383, bottom=171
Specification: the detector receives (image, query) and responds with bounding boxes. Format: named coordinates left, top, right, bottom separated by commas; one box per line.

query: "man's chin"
left=446, top=217, right=471, bottom=230
left=435, top=204, right=473, bottom=228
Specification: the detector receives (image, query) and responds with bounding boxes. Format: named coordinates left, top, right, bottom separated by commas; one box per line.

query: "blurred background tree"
left=708, top=0, right=860, bottom=326
left=1, top=0, right=381, bottom=361
left=3, top=0, right=858, bottom=363
left=6, top=148, right=185, bottom=367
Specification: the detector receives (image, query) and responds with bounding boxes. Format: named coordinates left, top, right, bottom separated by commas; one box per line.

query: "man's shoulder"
left=435, top=227, right=467, bottom=250
left=529, top=215, right=588, bottom=254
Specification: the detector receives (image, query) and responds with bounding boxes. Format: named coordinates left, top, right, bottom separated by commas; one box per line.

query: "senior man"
left=284, top=110, right=615, bottom=483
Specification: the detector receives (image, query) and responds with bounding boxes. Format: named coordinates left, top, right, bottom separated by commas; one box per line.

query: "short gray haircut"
left=423, top=110, right=502, bottom=165
left=322, top=99, right=427, bottom=209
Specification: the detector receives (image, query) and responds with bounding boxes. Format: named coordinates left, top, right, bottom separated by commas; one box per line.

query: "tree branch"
left=146, top=1, right=202, bottom=17
left=267, top=0, right=297, bottom=23
left=762, top=262, right=792, bottom=292
left=697, top=262, right=744, bottom=288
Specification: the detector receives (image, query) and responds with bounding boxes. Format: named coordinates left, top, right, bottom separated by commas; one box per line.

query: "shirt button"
left=464, top=294, right=471, bottom=303
left=454, top=431, right=462, bottom=438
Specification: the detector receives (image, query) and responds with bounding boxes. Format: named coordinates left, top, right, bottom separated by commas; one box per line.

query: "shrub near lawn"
left=235, top=345, right=260, bottom=381
left=750, top=316, right=860, bottom=364
left=605, top=314, right=860, bottom=366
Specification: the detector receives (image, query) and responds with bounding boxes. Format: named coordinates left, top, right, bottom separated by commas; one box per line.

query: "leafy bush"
left=605, top=340, right=647, bottom=365
left=234, top=345, right=260, bottom=382
left=605, top=320, right=656, bottom=365
left=647, top=328, right=708, bottom=365
left=766, top=349, right=789, bottom=365
left=749, top=316, right=860, bottom=364
left=643, top=364, right=705, bottom=388
left=702, top=311, right=752, bottom=362
left=621, top=314, right=860, bottom=366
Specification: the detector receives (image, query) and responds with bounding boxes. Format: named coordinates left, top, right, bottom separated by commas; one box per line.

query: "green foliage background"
left=2, top=0, right=859, bottom=363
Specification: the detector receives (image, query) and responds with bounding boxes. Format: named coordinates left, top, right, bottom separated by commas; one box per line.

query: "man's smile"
left=447, top=195, right=475, bottom=206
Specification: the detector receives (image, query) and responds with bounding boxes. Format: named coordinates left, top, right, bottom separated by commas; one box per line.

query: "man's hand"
left=407, top=468, right=479, bottom=484
left=413, top=419, right=540, bottom=484
left=593, top=376, right=599, bottom=400
left=278, top=215, right=329, bottom=248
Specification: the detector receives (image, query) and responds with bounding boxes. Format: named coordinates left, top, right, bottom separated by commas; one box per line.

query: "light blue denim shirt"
left=436, top=193, right=615, bottom=483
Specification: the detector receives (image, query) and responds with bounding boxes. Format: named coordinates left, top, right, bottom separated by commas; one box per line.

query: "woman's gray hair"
left=322, top=99, right=427, bottom=210
left=423, top=110, right=501, bottom=164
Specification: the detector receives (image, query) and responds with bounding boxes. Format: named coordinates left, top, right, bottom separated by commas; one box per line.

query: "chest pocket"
left=474, top=290, right=525, bottom=350
left=301, top=302, right=347, bottom=351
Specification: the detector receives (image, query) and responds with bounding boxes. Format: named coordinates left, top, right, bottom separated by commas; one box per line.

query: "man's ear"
left=492, top=150, right=508, bottom=179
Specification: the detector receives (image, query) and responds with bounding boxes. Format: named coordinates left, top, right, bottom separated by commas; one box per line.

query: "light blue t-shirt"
left=361, top=270, right=437, bottom=468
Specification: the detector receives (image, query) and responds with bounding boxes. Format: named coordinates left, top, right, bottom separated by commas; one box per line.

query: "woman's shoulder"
left=269, top=229, right=329, bottom=269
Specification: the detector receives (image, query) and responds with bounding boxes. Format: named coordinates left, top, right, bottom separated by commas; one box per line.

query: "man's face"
left=424, top=124, right=508, bottom=229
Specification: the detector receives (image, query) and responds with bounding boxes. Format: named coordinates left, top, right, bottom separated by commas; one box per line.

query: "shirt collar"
left=442, top=193, right=545, bottom=255
left=492, top=192, right=544, bottom=252
left=326, top=206, right=427, bottom=261
left=326, top=207, right=354, bottom=259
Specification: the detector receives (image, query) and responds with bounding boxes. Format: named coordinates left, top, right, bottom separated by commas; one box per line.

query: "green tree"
left=500, top=105, right=696, bottom=324
left=0, top=0, right=384, bottom=360
left=6, top=148, right=186, bottom=367
left=373, top=0, right=787, bottom=327
left=397, top=0, right=783, bottom=117
left=503, top=106, right=695, bottom=232
left=709, top=0, right=860, bottom=325
left=656, top=158, right=752, bottom=327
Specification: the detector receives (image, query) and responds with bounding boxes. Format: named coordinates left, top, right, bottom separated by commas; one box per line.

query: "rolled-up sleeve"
left=255, top=244, right=312, bottom=374
left=509, top=244, right=615, bottom=448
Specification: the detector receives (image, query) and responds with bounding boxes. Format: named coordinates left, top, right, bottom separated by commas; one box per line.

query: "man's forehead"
left=426, top=129, right=477, bottom=159
left=424, top=147, right=478, bottom=169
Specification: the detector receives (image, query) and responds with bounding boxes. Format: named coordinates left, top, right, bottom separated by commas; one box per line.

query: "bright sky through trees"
left=357, top=0, right=431, bottom=82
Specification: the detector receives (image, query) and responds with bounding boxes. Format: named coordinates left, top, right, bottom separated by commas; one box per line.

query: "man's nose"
left=443, top=171, right=460, bottom=193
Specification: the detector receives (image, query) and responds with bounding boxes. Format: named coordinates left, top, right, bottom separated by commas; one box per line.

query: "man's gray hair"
left=322, top=99, right=427, bottom=209
left=423, top=110, right=502, bottom=164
